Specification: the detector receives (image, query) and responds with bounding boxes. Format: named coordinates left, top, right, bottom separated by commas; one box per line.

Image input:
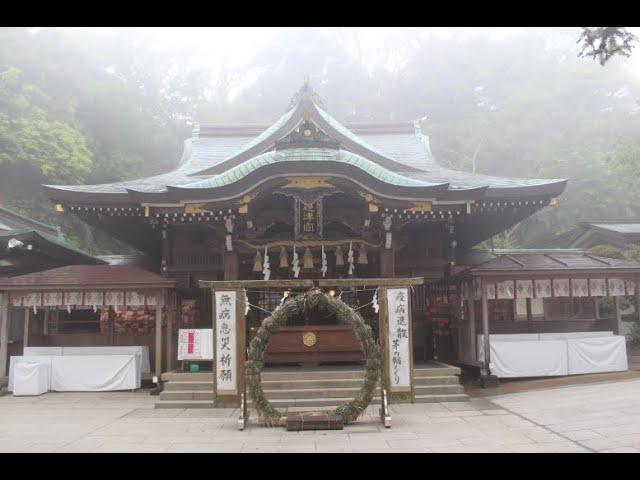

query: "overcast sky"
left=56, top=27, right=640, bottom=101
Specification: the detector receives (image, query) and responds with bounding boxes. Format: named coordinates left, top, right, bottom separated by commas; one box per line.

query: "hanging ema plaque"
left=386, top=288, right=411, bottom=391
left=215, top=291, right=237, bottom=394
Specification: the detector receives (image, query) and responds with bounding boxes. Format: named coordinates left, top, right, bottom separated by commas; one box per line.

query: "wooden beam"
left=317, top=277, right=424, bottom=288
left=201, top=279, right=315, bottom=290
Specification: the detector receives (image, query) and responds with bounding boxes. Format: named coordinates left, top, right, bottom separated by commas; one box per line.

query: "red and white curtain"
left=474, top=277, right=635, bottom=300
left=9, top=290, right=163, bottom=309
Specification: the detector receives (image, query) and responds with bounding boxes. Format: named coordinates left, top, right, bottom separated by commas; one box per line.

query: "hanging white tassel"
left=262, top=247, right=271, bottom=281
left=93, top=305, right=97, bottom=313
left=321, top=245, right=328, bottom=277
left=33, top=304, right=37, bottom=315
left=372, top=288, right=379, bottom=313
left=244, top=289, right=250, bottom=315
left=347, top=241, right=355, bottom=275
left=292, top=245, right=300, bottom=278
left=67, top=305, right=71, bottom=314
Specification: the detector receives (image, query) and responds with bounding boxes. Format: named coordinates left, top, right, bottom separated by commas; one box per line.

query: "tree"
left=578, top=27, right=638, bottom=66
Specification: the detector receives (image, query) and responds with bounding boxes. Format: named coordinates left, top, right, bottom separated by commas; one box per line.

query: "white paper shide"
left=215, top=291, right=237, bottom=394
left=386, top=288, right=411, bottom=391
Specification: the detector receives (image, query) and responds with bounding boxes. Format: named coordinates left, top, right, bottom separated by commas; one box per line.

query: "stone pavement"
left=0, top=378, right=639, bottom=452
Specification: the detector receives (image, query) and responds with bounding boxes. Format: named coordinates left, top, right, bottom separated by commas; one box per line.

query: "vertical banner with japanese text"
left=215, top=291, right=237, bottom=394
left=386, top=288, right=411, bottom=391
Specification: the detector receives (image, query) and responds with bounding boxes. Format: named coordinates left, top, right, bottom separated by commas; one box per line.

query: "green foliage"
left=578, top=27, right=638, bottom=66
left=586, top=244, right=627, bottom=259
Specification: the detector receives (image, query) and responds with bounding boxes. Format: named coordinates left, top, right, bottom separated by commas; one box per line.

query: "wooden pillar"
left=456, top=290, right=464, bottom=362
left=614, top=296, right=623, bottom=336
left=481, top=278, right=490, bottom=376
left=155, top=292, right=164, bottom=381
left=635, top=274, right=640, bottom=324
left=467, top=281, right=477, bottom=363
left=23, top=309, right=30, bottom=350
left=0, top=300, right=9, bottom=378
left=224, top=253, right=239, bottom=280
left=379, top=247, right=395, bottom=278
left=594, top=297, right=600, bottom=320
left=108, top=307, right=115, bottom=346
left=165, top=291, right=174, bottom=373
left=43, top=309, right=49, bottom=335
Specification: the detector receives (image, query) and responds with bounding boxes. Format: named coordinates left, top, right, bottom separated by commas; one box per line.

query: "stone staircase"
left=154, top=362, right=468, bottom=409
left=155, top=371, right=214, bottom=408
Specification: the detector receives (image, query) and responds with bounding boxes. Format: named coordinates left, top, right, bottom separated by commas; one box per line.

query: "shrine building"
left=1, top=81, right=639, bottom=408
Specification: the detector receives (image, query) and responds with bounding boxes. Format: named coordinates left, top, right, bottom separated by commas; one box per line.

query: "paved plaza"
left=1, top=378, right=640, bottom=452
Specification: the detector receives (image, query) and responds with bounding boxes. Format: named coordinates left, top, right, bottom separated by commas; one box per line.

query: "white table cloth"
left=13, top=362, right=49, bottom=396
left=488, top=340, right=569, bottom=378
left=50, top=354, right=140, bottom=391
left=477, top=332, right=627, bottom=378
left=8, top=355, right=53, bottom=392
left=23, top=346, right=151, bottom=374
left=567, top=336, right=628, bottom=375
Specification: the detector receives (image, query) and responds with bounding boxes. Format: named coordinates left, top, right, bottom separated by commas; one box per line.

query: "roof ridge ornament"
left=287, top=78, right=327, bottom=112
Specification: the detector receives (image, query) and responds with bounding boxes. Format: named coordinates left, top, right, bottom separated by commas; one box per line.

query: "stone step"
left=413, top=375, right=460, bottom=386
left=262, top=378, right=366, bottom=390
left=249, top=396, right=382, bottom=409
left=154, top=400, right=214, bottom=409
left=261, top=369, right=366, bottom=381
left=163, top=381, right=213, bottom=391
left=413, top=384, right=465, bottom=395
left=161, top=372, right=212, bottom=382
left=414, top=394, right=469, bottom=403
left=413, top=366, right=461, bottom=376
left=262, top=387, right=379, bottom=400
left=160, top=390, right=214, bottom=401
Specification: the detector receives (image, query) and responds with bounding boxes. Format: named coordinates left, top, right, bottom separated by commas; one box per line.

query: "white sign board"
left=215, top=291, right=237, bottom=394
left=177, top=329, right=213, bottom=360
left=386, top=288, right=411, bottom=391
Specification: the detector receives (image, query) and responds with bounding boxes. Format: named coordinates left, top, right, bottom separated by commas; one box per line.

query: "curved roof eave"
left=165, top=160, right=453, bottom=203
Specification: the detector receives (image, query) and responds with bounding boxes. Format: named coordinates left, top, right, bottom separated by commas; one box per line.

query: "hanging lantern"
left=335, top=245, right=344, bottom=266
left=279, top=247, right=289, bottom=268
left=253, top=250, right=263, bottom=272
left=357, top=244, right=368, bottom=264
left=303, top=248, right=314, bottom=269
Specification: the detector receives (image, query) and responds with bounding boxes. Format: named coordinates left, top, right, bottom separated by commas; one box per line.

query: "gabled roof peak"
left=287, top=80, right=327, bottom=112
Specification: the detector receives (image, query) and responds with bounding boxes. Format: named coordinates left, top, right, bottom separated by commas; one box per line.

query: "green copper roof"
left=179, top=148, right=441, bottom=190
left=226, top=107, right=297, bottom=160
left=314, top=103, right=393, bottom=160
